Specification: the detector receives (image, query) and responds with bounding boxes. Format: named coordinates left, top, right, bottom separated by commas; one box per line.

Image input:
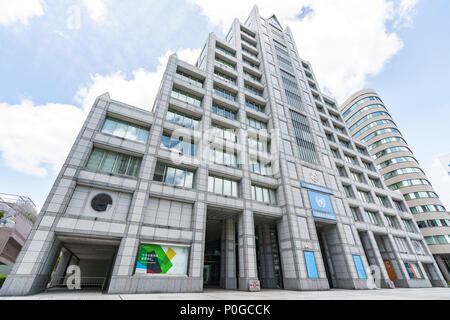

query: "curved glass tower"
left=341, top=89, right=450, bottom=281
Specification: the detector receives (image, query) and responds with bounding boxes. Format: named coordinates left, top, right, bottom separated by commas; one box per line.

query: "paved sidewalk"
left=1, top=288, right=449, bottom=300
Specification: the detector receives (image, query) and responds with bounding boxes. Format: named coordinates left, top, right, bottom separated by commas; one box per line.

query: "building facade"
left=0, top=194, right=37, bottom=271
left=0, top=7, right=446, bottom=296
left=341, top=89, right=450, bottom=282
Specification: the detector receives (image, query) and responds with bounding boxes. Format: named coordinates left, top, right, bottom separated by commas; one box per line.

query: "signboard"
left=352, top=255, right=367, bottom=279
left=383, top=260, right=397, bottom=280
left=308, top=190, right=334, bottom=213
left=312, top=211, right=337, bottom=221
left=304, top=251, right=319, bottom=279
left=0, top=215, right=16, bottom=229
left=135, top=243, right=189, bottom=275
left=249, top=280, right=261, bottom=292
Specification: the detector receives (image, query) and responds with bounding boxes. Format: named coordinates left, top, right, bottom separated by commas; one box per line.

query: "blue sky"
left=0, top=0, right=449, bottom=210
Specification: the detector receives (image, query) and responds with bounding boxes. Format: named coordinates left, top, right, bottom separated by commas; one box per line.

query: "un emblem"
left=315, top=195, right=326, bottom=208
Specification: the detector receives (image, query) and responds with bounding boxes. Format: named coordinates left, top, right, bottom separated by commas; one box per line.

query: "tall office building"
left=341, top=89, right=450, bottom=282
left=1, top=7, right=446, bottom=296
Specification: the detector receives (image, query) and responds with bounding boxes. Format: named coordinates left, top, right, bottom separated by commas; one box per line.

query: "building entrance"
left=254, top=216, right=283, bottom=289
left=204, top=219, right=222, bottom=288
left=316, top=225, right=334, bottom=288
left=46, top=235, right=119, bottom=293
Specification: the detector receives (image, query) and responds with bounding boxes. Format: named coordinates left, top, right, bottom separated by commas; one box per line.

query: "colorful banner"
left=383, top=260, right=397, bottom=280
left=135, top=243, right=189, bottom=275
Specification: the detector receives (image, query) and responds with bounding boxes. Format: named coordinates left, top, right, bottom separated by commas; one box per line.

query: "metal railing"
left=46, top=276, right=106, bottom=291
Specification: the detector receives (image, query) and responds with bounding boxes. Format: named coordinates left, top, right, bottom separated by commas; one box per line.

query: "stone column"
left=220, top=218, right=237, bottom=289
left=50, top=247, right=72, bottom=287
left=366, top=231, right=393, bottom=288
left=435, top=255, right=450, bottom=283
left=237, top=210, right=259, bottom=291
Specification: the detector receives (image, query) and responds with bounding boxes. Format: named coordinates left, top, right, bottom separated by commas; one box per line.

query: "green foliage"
left=0, top=275, right=7, bottom=288
left=0, top=211, right=4, bottom=219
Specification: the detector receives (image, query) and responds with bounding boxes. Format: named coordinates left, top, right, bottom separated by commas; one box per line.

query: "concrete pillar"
left=261, top=224, right=277, bottom=288
left=49, top=248, right=72, bottom=287
left=237, top=210, right=259, bottom=291
left=385, top=234, right=410, bottom=287
left=366, top=231, right=393, bottom=288
left=435, top=255, right=450, bottom=283
left=220, top=218, right=237, bottom=289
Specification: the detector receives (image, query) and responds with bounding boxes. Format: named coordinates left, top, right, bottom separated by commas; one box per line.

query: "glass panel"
left=102, top=119, right=116, bottom=135
left=125, top=125, right=139, bottom=141
left=184, top=171, right=194, bottom=188
left=262, top=188, right=270, bottom=204
left=270, top=189, right=276, bottom=204
left=223, top=179, right=232, bottom=196
left=114, top=154, right=130, bottom=175
left=161, top=135, right=171, bottom=149
left=215, top=177, right=223, bottom=194
left=127, top=157, right=141, bottom=177
left=255, top=187, right=263, bottom=202
left=114, top=122, right=128, bottom=138
left=100, top=151, right=117, bottom=172
left=86, top=149, right=104, bottom=170
left=174, top=169, right=185, bottom=187
left=165, top=167, right=176, bottom=185
left=208, top=176, right=215, bottom=193
left=232, top=181, right=238, bottom=197
left=153, top=162, right=165, bottom=181
left=137, top=128, right=149, bottom=143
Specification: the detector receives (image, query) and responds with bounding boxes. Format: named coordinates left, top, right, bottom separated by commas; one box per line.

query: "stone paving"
left=1, top=288, right=449, bottom=300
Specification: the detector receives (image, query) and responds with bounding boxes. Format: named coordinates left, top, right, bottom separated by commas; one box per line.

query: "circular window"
left=91, top=194, right=113, bottom=212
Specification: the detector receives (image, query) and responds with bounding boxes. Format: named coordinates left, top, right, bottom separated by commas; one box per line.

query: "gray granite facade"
left=0, top=6, right=446, bottom=296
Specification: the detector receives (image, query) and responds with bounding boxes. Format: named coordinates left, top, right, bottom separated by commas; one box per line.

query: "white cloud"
left=0, top=48, right=200, bottom=177
left=0, top=0, right=44, bottom=27
left=0, top=100, right=86, bottom=177
left=75, top=48, right=201, bottom=111
left=81, top=0, right=108, bottom=23
left=186, top=0, right=419, bottom=101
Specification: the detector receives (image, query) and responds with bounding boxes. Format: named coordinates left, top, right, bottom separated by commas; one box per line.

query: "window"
left=343, top=96, right=383, bottom=118
left=384, top=215, right=399, bottom=229
left=343, top=184, right=355, bottom=198
left=362, top=128, right=400, bottom=142
left=91, top=194, right=113, bottom=212
left=325, top=133, right=335, bottom=143
left=210, top=124, right=237, bottom=142
left=243, top=70, right=260, bottom=82
left=215, top=56, right=236, bottom=70
left=166, top=109, right=200, bottom=130
left=357, top=189, right=374, bottom=203
left=290, top=110, right=319, bottom=164
left=378, top=156, right=417, bottom=170
left=383, top=167, right=423, bottom=180
left=365, top=211, right=379, bottom=225
left=417, top=219, right=450, bottom=228
left=214, top=86, right=236, bottom=102
left=388, top=179, right=431, bottom=191
left=362, top=161, right=375, bottom=172
left=353, top=119, right=396, bottom=138
left=160, top=133, right=196, bottom=156
left=86, top=148, right=141, bottom=177
left=209, top=147, right=238, bottom=168
left=251, top=185, right=277, bottom=205
left=214, top=70, right=236, bottom=85
left=348, top=111, right=391, bottom=132
left=246, top=99, right=265, bottom=113
left=247, top=117, right=268, bottom=131
left=245, top=83, right=263, bottom=96
left=350, top=170, right=365, bottom=183
left=410, top=204, right=446, bottom=214
left=373, top=146, right=411, bottom=160
left=337, top=165, right=348, bottom=178
left=242, top=46, right=258, bottom=58
left=404, top=262, right=423, bottom=279
left=368, top=136, right=405, bottom=151
left=102, top=117, right=149, bottom=143
left=248, top=136, right=270, bottom=153
left=394, top=237, right=410, bottom=253
left=153, top=162, right=194, bottom=188
left=350, top=207, right=363, bottom=222
left=175, top=69, right=204, bottom=87
left=330, top=148, right=341, bottom=159
left=356, top=146, right=369, bottom=156
left=339, top=139, right=352, bottom=149
left=412, top=240, right=426, bottom=255
left=171, top=87, right=202, bottom=107
left=404, top=191, right=439, bottom=201
left=212, top=104, right=237, bottom=121
left=243, top=58, right=259, bottom=69
left=249, top=158, right=273, bottom=176
left=376, top=195, right=391, bottom=208
left=424, top=235, right=450, bottom=245
left=345, top=103, right=387, bottom=124
left=403, top=219, right=417, bottom=233
left=216, top=44, right=235, bottom=57
left=208, top=176, right=239, bottom=197
left=344, top=154, right=358, bottom=166
left=369, top=177, right=382, bottom=188
left=394, top=200, right=407, bottom=212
